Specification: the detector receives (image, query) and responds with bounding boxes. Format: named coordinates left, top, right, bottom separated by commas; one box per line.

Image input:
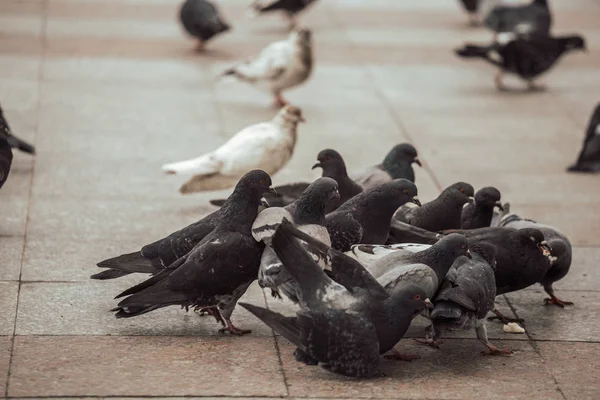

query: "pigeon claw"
left=219, top=319, right=252, bottom=336
left=482, top=345, right=512, bottom=357
left=270, top=289, right=282, bottom=299
left=544, top=296, right=574, bottom=308
left=384, top=349, right=420, bottom=362
left=414, top=338, right=443, bottom=349
left=195, top=306, right=225, bottom=325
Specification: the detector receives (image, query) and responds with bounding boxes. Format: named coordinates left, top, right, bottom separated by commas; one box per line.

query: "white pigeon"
left=345, top=243, right=431, bottom=272
left=162, top=105, right=305, bottom=194
left=220, top=28, right=313, bottom=108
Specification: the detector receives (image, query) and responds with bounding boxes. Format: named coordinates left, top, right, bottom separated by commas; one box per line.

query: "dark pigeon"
left=422, top=242, right=512, bottom=356
left=242, top=220, right=430, bottom=375
left=395, top=182, right=475, bottom=232
left=387, top=219, right=441, bottom=245
left=250, top=0, right=318, bottom=29
left=92, top=171, right=275, bottom=280
left=500, top=213, right=573, bottom=307
left=459, top=0, right=481, bottom=25
left=455, top=33, right=586, bottom=91
left=326, top=179, right=421, bottom=251
left=568, top=102, right=600, bottom=173
left=0, top=131, right=12, bottom=190
left=484, top=0, right=552, bottom=37
left=461, top=186, right=503, bottom=229
left=0, top=103, right=35, bottom=155
left=111, top=170, right=274, bottom=335
left=254, top=177, right=339, bottom=302
left=179, top=0, right=230, bottom=51
left=352, top=143, right=421, bottom=190
left=209, top=148, right=362, bottom=211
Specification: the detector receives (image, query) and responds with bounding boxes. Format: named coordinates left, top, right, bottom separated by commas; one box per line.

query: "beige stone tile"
left=16, top=280, right=271, bottom=336
left=280, top=338, right=561, bottom=399
left=0, top=236, right=24, bottom=281
left=0, top=336, right=12, bottom=395
left=505, top=290, right=600, bottom=342
left=562, top=389, right=600, bottom=400
left=557, top=247, right=600, bottom=291
left=0, top=282, right=18, bottom=335
left=538, top=342, right=600, bottom=393
left=8, top=335, right=286, bottom=397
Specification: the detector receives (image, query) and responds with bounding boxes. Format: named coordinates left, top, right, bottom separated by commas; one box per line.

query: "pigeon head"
left=442, top=182, right=475, bottom=205
left=278, top=105, right=306, bottom=125
left=470, top=242, right=498, bottom=270
left=560, top=35, right=586, bottom=52
left=388, top=179, right=421, bottom=207
left=515, top=228, right=552, bottom=259
left=290, top=28, right=312, bottom=45
left=236, top=170, right=275, bottom=198
left=312, top=149, right=347, bottom=176
left=381, top=143, right=421, bottom=182
left=437, top=232, right=470, bottom=259
left=292, top=177, right=339, bottom=224
left=388, top=284, right=431, bottom=315
left=475, top=186, right=503, bottom=211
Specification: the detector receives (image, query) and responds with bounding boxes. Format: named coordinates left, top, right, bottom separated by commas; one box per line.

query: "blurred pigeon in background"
left=458, top=0, right=480, bottom=25
left=179, top=0, right=230, bottom=51
left=568, top=102, right=600, bottom=173
left=422, top=242, right=512, bottom=356
left=484, top=0, right=552, bottom=38
left=455, top=34, right=586, bottom=91
left=500, top=213, right=573, bottom=307
left=250, top=0, right=318, bottom=30
left=352, top=143, right=421, bottom=190
left=0, top=103, right=35, bottom=156
left=221, top=29, right=312, bottom=108
left=0, top=130, right=12, bottom=190
left=461, top=186, right=503, bottom=229
left=111, top=171, right=274, bottom=335
left=395, top=182, right=475, bottom=232
left=253, top=178, right=338, bottom=302
left=162, top=106, right=304, bottom=194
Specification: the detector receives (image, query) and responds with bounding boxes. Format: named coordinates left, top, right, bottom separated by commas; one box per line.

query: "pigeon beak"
left=424, top=298, right=433, bottom=309
left=467, top=196, right=475, bottom=204
left=411, top=196, right=422, bottom=207
left=466, top=248, right=472, bottom=259
left=311, top=162, right=322, bottom=170
left=413, top=158, right=422, bottom=167
left=268, top=187, right=278, bottom=196
left=538, top=240, right=552, bottom=257
left=260, top=198, right=271, bottom=208
left=495, top=201, right=504, bottom=211
left=331, top=188, right=341, bottom=200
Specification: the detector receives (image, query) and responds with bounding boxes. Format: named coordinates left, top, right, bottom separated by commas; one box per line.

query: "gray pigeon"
left=484, top=0, right=552, bottom=37
left=351, top=143, right=421, bottom=190
left=209, top=148, right=362, bottom=211
left=243, top=220, right=430, bottom=375
left=422, top=242, right=512, bottom=356
left=254, top=177, right=339, bottom=302
left=395, top=182, right=475, bottom=232
left=568, top=102, right=600, bottom=173
left=179, top=0, right=230, bottom=51
left=250, top=0, right=319, bottom=30
left=461, top=186, right=503, bottom=229
left=500, top=213, right=573, bottom=307
left=111, top=170, right=275, bottom=335
left=455, top=34, right=586, bottom=91
left=92, top=171, right=275, bottom=280
left=326, top=179, right=421, bottom=251
left=0, top=103, right=35, bottom=155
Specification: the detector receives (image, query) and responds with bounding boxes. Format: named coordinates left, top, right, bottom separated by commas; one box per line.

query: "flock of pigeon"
left=0, top=0, right=598, bottom=380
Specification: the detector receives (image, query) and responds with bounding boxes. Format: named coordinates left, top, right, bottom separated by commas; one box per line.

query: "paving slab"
left=8, top=335, right=286, bottom=397
left=0, top=336, right=12, bottom=396
left=556, top=247, right=600, bottom=291
left=0, top=281, right=18, bottom=335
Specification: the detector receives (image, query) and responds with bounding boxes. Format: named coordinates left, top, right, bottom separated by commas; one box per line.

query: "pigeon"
left=221, top=29, right=312, bottom=108
left=209, top=148, right=362, bottom=210
left=250, top=0, right=318, bottom=29
left=242, top=220, right=430, bottom=375
left=111, top=170, right=275, bottom=335
left=458, top=0, right=480, bottom=25
left=162, top=106, right=304, bottom=194
left=461, top=186, right=503, bottom=229
left=0, top=103, right=35, bottom=155
left=92, top=171, right=276, bottom=280
left=179, top=0, right=230, bottom=51
left=351, top=143, right=421, bottom=190
left=0, top=130, right=12, bottom=190
left=484, top=0, right=552, bottom=38
left=387, top=219, right=441, bottom=245
left=421, top=242, right=512, bottom=356
left=568, top=102, right=600, bottom=173
left=455, top=33, right=586, bottom=91
left=254, top=177, right=339, bottom=302
left=500, top=213, right=573, bottom=307
left=326, top=179, right=421, bottom=251
left=395, top=182, right=475, bottom=232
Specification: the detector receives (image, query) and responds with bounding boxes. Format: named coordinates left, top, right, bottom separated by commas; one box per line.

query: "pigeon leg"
left=494, top=71, right=506, bottom=91
left=414, top=324, right=443, bottom=349
left=476, top=324, right=512, bottom=356
left=294, top=348, right=318, bottom=365
left=272, top=92, right=288, bottom=108
left=219, top=318, right=252, bottom=335
left=285, top=14, right=297, bottom=30
left=527, top=80, right=547, bottom=91
left=383, top=348, right=421, bottom=362
left=195, top=306, right=226, bottom=326
left=195, top=39, right=205, bottom=52
left=543, top=283, right=574, bottom=308
left=487, top=308, right=524, bottom=324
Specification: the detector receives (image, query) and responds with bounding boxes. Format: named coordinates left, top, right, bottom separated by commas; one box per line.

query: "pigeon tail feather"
left=240, top=302, right=305, bottom=349
left=6, top=134, right=35, bottom=155
left=96, top=251, right=157, bottom=273
left=455, top=45, right=502, bottom=67
left=430, top=300, right=463, bottom=321
left=90, top=269, right=133, bottom=280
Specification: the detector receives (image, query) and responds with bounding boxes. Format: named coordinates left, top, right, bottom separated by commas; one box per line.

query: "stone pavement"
left=1, top=0, right=599, bottom=398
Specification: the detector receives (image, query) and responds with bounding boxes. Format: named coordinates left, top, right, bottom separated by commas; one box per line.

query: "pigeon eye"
left=460, top=188, right=465, bottom=193
left=403, top=189, right=409, bottom=194
left=259, top=179, right=265, bottom=185
left=414, top=294, right=421, bottom=300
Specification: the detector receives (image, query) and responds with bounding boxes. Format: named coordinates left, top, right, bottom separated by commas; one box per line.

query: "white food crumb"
left=503, top=322, right=526, bottom=334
